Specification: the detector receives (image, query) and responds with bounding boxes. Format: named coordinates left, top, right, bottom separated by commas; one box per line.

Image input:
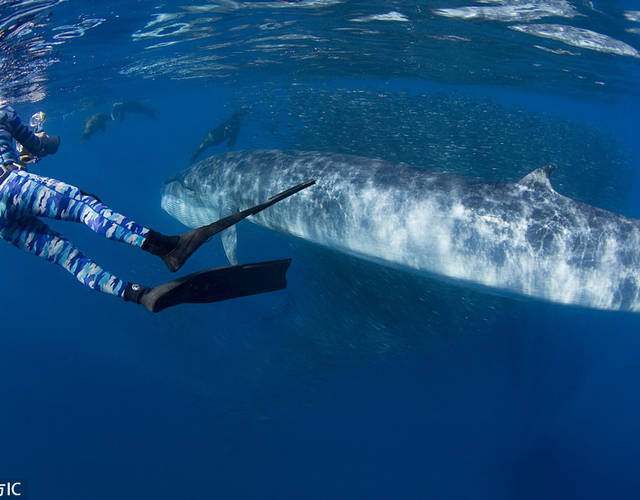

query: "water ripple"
left=1, top=0, right=639, bottom=102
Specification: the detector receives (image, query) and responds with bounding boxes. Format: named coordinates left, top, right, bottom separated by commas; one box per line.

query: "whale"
left=161, top=150, right=640, bottom=312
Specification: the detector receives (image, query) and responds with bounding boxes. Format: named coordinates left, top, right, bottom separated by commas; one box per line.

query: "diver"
left=190, top=108, right=247, bottom=163
left=81, top=112, right=110, bottom=141
left=0, top=103, right=313, bottom=312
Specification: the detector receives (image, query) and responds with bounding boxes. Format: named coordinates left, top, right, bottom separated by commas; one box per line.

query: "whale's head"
left=161, top=153, right=282, bottom=228
left=161, top=165, right=234, bottom=227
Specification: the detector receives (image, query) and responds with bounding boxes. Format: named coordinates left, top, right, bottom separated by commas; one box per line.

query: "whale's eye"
left=165, top=176, right=196, bottom=194
left=180, top=180, right=196, bottom=193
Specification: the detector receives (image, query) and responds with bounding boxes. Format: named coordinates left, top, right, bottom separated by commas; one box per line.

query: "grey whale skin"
left=162, top=150, right=640, bottom=312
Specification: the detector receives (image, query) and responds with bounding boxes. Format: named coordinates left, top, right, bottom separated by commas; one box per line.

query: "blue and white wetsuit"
left=0, top=104, right=151, bottom=298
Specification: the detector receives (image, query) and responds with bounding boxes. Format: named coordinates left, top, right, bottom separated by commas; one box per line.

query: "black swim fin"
left=139, top=259, right=291, bottom=313
left=162, top=179, right=315, bottom=272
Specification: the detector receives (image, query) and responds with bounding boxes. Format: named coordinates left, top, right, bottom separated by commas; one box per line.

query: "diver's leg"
left=6, top=170, right=179, bottom=259
left=5, top=170, right=314, bottom=273
left=7, top=170, right=153, bottom=247
left=0, top=216, right=128, bottom=297
left=0, top=215, right=292, bottom=312
left=4, top=171, right=185, bottom=268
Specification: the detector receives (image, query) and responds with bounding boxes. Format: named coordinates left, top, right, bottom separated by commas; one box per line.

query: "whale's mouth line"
left=164, top=176, right=196, bottom=194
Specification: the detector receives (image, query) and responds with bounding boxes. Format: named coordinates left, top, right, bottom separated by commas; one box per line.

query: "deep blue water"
left=1, top=1, right=640, bottom=499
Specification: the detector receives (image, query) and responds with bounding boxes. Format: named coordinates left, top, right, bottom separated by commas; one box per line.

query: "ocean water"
left=1, top=1, right=639, bottom=498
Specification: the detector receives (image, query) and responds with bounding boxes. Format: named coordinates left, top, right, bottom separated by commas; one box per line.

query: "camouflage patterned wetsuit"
left=0, top=103, right=153, bottom=298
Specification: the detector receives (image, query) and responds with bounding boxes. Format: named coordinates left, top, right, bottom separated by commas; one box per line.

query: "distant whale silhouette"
left=162, top=150, right=640, bottom=312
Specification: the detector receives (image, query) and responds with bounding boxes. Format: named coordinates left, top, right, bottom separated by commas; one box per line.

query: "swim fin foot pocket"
left=128, top=259, right=292, bottom=313
left=159, top=179, right=315, bottom=273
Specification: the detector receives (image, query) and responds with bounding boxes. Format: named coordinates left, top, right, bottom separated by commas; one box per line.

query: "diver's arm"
left=1, top=105, right=59, bottom=157
left=0, top=105, right=20, bottom=164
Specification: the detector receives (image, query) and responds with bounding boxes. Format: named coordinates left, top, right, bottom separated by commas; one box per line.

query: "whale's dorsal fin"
left=518, top=165, right=556, bottom=190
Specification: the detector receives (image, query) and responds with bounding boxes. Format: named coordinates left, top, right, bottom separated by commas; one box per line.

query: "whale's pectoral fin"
left=518, top=165, right=556, bottom=190
left=220, top=200, right=239, bottom=265
left=222, top=226, right=238, bottom=265
left=214, top=180, right=315, bottom=264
